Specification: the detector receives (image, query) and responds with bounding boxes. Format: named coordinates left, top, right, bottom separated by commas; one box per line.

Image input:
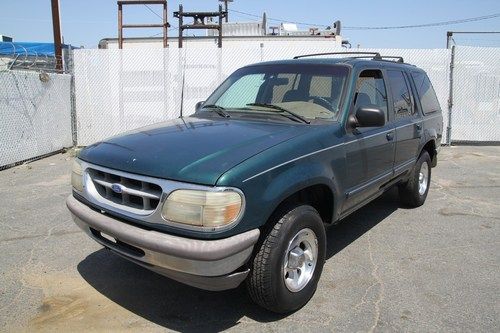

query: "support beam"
left=174, top=4, right=227, bottom=48
left=118, top=3, right=123, bottom=49
left=219, top=0, right=233, bottom=23
left=446, top=31, right=500, bottom=48
left=118, top=0, right=169, bottom=49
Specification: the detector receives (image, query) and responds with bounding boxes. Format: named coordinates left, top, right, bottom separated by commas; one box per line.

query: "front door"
left=343, top=69, right=395, bottom=213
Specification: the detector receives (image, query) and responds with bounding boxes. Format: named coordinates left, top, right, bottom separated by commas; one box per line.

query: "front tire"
left=246, top=205, right=326, bottom=313
left=399, top=151, right=431, bottom=207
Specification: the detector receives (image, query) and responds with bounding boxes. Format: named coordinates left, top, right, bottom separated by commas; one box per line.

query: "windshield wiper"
left=246, top=103, right=310, bottom=124
left=202, top=104, right=230, bottom=118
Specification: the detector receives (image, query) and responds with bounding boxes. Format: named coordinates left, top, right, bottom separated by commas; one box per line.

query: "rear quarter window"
left=411, top=72, right=442, bottom=114
left=387, top=70, right=414, bottom=120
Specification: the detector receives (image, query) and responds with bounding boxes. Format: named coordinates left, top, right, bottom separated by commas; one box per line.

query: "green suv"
left=67, top=52, right=443, bottom=313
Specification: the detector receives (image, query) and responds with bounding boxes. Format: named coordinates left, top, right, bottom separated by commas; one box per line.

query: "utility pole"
left=50, top=0, right=63, bottom=72
left=219, top=0, right=233, bottom=22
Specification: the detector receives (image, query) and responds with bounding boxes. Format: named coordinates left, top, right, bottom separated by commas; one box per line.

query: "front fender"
left=263, top=162, right=337, bottom=209
left=241, top=158, right=343, bottom=227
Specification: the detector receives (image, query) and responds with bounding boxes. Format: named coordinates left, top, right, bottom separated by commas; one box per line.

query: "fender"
left=260, top=160, right=342, bottom=224
left=425, top=128, right=438, bottom=143
left=420, top=128, right=438, bottom=167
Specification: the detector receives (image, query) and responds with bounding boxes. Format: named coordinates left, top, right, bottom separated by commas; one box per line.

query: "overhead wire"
left=229, top=9, right=328, bottom=27
left=141, top=4, right=178, bottom=38
left=142, top=6, right=500, bottom=39
left=229, top=9, right=500, bottom=30
left=144, top=4, right=163, bottom=20
left=344, top=13, right=500, bottom=30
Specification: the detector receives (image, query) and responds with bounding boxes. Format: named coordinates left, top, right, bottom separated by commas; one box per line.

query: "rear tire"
left=246, top=205, right=326, bottom=313
left=399, top=151, right=431, bottom=207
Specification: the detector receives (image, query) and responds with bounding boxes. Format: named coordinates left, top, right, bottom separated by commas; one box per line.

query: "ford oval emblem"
left=111, top=183, right=123, bottom=194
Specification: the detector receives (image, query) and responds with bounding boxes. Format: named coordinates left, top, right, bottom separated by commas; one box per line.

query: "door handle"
left=386, top=132, right=394, bottom=141
left=415, top=123, right=423, bottom=138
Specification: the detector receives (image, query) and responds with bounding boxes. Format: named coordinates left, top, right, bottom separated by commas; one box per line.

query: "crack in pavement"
left=0, top=228, right=82, bottom=244
left=0, top=225, right=57, bottom=314
left=432, top=181, right=499, bottom=219
left=438, top=208, right=500, bottom=220
left=367, top=232, right=384, bottom=333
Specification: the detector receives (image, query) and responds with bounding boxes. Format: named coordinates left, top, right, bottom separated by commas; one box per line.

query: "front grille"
left=87, top=168, right=162, bottom=212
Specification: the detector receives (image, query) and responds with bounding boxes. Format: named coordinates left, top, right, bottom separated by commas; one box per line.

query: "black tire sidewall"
left=412, top=152, right=431, bottom=205
left=267, top=205, right=326, bottom=312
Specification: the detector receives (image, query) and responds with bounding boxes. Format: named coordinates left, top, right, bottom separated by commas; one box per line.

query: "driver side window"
left=354, top=70, right=389, bottom=121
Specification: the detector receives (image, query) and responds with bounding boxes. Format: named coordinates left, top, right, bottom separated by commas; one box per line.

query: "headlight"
left=162, top=189, right=243, bottom=228
left=71, top=159, right=83, bottom=192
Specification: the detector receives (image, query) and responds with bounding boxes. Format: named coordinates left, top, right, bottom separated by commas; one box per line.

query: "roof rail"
left=292, top=52, right=405, bottom=63
left=347, top=55, right=406, bottom=63
left=293, top=52, right=382, bottom=60
left=378, top=56, right=404, bottom=63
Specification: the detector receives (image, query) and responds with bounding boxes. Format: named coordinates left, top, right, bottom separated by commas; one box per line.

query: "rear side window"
left=411, top=72, right=441, bottom=114
left=387, top=70, right=414, bottom=120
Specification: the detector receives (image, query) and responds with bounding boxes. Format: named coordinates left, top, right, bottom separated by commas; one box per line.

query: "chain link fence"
left=2, top=44, right=497, bottom=168
left=74, top=44, right=453, bottom=145
left=452, top=46, right=500, bottom=142
left=0, top=70, right=72, bottom=168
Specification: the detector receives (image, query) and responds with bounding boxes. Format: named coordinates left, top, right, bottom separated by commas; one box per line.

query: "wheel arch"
left=420, top=139, right=437, bottom=167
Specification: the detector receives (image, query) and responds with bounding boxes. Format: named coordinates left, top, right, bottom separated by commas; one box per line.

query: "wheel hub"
left=287, top=247, right=305, bottom=269
left=283, top=228, right=318, bottom=292
left=418, top=162, right=429, bottom=195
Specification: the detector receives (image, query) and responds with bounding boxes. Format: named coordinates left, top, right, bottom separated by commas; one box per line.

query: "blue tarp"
left=0, top=42, right=76, bottom=56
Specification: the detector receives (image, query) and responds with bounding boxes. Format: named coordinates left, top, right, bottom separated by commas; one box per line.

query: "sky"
left=0, top=0, right=499, bottom=49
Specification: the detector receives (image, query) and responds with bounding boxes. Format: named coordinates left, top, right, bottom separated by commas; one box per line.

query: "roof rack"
left=292, top=52, right=405, bottom=63
left=346, top=55, right=405, bottom=63
left=293, top=52, right=382, bottom=60
left=378, top=56, right=404, bottom=63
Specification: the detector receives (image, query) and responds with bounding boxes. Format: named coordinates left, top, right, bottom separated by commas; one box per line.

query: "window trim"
left=348, top=67, right=390, bottom=120
left=387, top=69, right=416, bottom=121
left=409, top=70, right=442, bottom=115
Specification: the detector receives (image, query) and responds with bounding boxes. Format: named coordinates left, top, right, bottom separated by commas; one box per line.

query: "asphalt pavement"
left=0, top=146, right=498, bottom=332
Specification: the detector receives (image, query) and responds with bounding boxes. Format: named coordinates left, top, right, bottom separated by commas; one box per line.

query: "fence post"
left=69, top=50, right=77, bottom=146
left=446, top=45, right=455, bottom=145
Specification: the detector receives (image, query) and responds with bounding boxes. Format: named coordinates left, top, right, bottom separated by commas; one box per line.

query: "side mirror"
left=195, top=101, right=205, bottom=113
left=350, top=106, right=385, bottom=128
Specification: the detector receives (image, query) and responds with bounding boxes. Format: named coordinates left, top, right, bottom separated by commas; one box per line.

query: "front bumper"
left=66, top=195, right=260, bottom=291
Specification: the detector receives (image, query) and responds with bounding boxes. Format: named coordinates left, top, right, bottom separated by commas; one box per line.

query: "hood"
left=79, top=116, right=308, bottom=185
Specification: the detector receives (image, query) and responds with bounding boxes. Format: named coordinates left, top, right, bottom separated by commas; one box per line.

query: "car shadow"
left=325, top=186, right=400, bottom=259
left=77, top=188, right=401, bottom=331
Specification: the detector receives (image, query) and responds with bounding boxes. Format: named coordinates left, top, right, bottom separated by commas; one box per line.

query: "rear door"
left=386, top=70, right=423, bottom=175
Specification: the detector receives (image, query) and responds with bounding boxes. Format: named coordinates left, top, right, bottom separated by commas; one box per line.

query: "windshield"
left=203, top=64, right=349, bottom=121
